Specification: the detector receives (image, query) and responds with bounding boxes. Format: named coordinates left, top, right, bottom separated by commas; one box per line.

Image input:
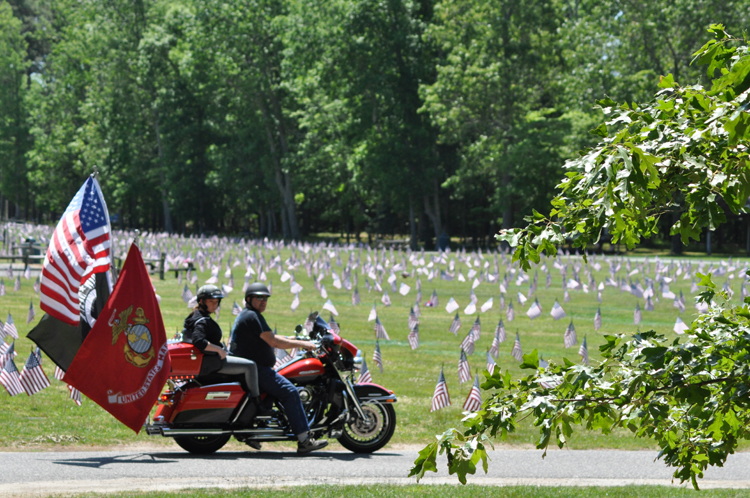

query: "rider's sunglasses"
left=254, top=296, right=269, bottom=302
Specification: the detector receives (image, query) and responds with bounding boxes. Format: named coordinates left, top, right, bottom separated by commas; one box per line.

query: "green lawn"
left=1, top=246, right=747, bottom=453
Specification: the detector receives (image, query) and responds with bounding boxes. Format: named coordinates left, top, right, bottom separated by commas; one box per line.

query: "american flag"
left=352, top=288, right=360, bottom=305
left=458, top=349, right=471, bottom=383
left=408, top=325, right=419, bottom=350
left=594, top=307, right=602, bottom=331
left=328, top=314, right=340, bottom=334
left=68, top=384, right=82, bottom=406
left=373, top=341, right=383, bottom=373
left=303, top=315, right=314, bottom=333
left=448, top=313, right=461, bottom=336
left=54, top=365, right=66, bottom=381
left=550, top=300, right=566, bottom=320
left=323, top=299, right=339, bottom=316
left=511, top=332, right=523, bottom=361
left=486, top=351, right=496, bottom=375
left=24, top=266, right=30, bottom=280
left=374, top=316, right=389, bottom=340
left=564, top=320, right=577, bottom=348
left=181, top=284, right=193, bottom=303
left=357, top=357, right=372, bottom=384
left=579, top=336, right=589, bottom=365
left=290, top=293, right=300, bottom=311
left=0, top=341, right=15, bottom=369
left=381, top=291, right=391, bottom=307
left=645, top=296, right=654, bottom=311
left=274, top=348, right=293, bottom=369
left=470, top=316, right=481, bottom=340
left=26, top=300, right=35, bottom=324
left=40, top=176, right=111, bottom=326
left=634, top=303, right=642, bottom=325
left=232, top=301, right=242, bottom=316
left=426, top=290, right=438, bottom=307
left=489, top=330, right=500, bottom=359
left=4, top=313, right=17, bottom=339
left=408, top=308, right=419, bottom=330
left=445, top=297, right=459, bottom=313
left=19, top=350, right=50, bottom=395
left=506, top=302, right=515, bottom=322
left=430, top=368, right=451, bottom=412
left=414, top=301, right=420, bottom=317
left=13, top=276, right=20, bottom=292
left=480, top=297, right=493, bottom=313
left=33, top=277, right=40, bottom=294
left=368, top=304, right=377, bottom=321
left=462, top=374, right=482, bottom=412
left=460, top=329, right=475, bottom=355
left=0, top=355, right=23, bottom=396
left=495, top=319, right=506, bottom=343
left=674, top=316, right=689, bottom=334
left=526, top=299, right=542, bottom=320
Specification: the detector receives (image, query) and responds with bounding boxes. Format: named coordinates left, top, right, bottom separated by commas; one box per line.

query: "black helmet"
left=197, top=284, right=224, bottom=301
left=245, top=282, right=271, bottom=300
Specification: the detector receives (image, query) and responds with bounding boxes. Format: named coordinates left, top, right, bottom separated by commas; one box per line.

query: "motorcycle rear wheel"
left=338, top=401, right=396, bottom=453
left=173, top=434, right=231, bottom=454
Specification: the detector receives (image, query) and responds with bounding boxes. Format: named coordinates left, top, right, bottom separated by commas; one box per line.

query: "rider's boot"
left=297, top=436, right=328, bottom=454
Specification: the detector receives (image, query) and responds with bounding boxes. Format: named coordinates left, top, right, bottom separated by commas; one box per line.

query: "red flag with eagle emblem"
left=63, top=243, right=171, bottom=433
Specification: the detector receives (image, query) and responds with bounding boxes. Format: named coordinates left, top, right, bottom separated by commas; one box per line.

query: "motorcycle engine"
left=297, top=385, right=324, bottom=416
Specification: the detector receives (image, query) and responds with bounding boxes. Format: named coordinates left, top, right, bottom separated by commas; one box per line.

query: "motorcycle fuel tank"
left=278, top=357, right=325, bottom=384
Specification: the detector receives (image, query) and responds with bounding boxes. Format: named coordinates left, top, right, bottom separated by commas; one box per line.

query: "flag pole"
left=91, top=165, right=99, bottom=179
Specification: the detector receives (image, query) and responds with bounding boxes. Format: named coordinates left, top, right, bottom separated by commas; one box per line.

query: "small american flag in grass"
left=430, top=368, right=450, bottom=412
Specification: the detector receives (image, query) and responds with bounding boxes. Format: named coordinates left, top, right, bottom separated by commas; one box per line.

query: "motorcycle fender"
left=353, top=383, right=397, bottom=404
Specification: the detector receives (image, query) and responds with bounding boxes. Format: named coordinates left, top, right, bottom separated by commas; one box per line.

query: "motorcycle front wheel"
left=173, top=434, right=231, bottom=454
left=337, top=401, right=396, bottom=453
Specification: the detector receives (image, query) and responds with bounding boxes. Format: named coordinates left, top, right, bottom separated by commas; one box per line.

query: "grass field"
left=36, top=485, right=750, bottom=498
left=1, top=241, right=747, bottom=454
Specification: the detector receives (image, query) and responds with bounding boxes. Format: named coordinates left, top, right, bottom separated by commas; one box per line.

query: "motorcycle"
left=144, top=312, right=397, bottom=454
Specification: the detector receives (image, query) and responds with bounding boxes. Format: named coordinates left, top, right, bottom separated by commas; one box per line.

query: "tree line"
left=1, top=0, right=748, bottom=249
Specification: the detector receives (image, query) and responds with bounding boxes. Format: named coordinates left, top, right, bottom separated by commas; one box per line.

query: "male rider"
left=229, top=282, right=328, bottom=454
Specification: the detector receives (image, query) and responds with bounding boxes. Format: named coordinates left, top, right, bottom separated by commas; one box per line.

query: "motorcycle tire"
left=173, top=434, right=231, bottom=454
left=338, top=401, right=396, bottom=453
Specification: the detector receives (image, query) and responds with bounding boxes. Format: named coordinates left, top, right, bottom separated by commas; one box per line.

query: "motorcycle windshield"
left=315, top=314, right=331, bottom=332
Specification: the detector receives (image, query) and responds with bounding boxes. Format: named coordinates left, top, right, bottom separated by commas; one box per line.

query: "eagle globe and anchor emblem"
left=108, top=305, right=155, bottom=368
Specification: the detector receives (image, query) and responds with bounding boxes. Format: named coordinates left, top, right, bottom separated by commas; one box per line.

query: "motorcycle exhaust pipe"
left=160, top=428, right=232, bottom=437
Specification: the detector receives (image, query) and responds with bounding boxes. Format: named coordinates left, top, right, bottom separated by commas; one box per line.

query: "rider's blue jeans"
left=257, top=365, right=309, bottom=436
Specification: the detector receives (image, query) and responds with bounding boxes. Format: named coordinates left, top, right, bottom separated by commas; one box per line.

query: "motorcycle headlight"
left=352, top=349, right=363, bottom=370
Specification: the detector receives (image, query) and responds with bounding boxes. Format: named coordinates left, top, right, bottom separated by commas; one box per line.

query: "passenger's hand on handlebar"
left=218, top=349, right=227, bottom=360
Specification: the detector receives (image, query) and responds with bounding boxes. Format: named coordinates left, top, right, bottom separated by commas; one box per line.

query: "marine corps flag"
left=64, top=243, right=171, bottom=433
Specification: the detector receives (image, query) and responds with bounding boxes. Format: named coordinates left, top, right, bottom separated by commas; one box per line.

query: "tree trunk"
left=409, top=195, right=417, bottom=250
left=423, top=178, right=442, bottom=246
left=259, top=207, right=266, bottom=237
left=152, top=111, right=173, bottom=233
left=280, top=202, right=290, bottom=239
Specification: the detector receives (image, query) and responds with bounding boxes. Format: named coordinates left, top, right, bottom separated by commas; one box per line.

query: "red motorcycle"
left=145, top=312, right=397, bottom=454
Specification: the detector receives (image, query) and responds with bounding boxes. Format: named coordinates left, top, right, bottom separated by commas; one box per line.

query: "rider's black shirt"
left=228, top=305, right=276, bottom=368
left=184, top=309, right=223, bottom=375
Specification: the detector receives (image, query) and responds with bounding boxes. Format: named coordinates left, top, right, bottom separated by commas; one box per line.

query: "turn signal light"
left=168, top=375, right=195, bottom=380
left=158, top=392, right=175, bottom=406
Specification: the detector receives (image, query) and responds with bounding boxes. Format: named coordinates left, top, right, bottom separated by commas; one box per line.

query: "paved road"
left=3, top=448, right=750, bottom=495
